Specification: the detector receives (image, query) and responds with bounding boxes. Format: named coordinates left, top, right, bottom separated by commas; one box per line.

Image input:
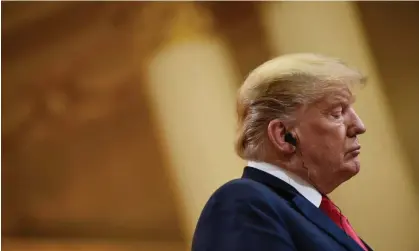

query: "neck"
left=267, top=158, right=333, bottom=195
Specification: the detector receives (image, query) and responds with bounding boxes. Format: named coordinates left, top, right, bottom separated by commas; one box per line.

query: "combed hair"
left=235, top=53, right=366, bottom=161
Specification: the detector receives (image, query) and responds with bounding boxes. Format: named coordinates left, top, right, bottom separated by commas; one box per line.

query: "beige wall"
left=260, top=2, right=419, bottom=250
left=357, top=2, right=419, bottom=187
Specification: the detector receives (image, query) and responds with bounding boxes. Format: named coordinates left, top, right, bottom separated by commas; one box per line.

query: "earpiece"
left=284, top=132, right=297, bottom=146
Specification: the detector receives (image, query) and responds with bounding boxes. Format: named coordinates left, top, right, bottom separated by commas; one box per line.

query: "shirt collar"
left=248, top=161, right=322, bottom=207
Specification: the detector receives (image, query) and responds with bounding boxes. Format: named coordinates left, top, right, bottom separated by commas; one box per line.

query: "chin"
left=344, top=160, right=361, bottom=176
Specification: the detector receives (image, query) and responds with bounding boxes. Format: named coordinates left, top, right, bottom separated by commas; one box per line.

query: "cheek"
left=326, top=126, right=347, bottom=148
left=303, top=123, right=347, bottom=160
left=309, top=121, right=345, bottom=144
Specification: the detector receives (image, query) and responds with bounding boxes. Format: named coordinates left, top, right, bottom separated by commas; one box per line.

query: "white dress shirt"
left=248, top=161, right=322, bottom=207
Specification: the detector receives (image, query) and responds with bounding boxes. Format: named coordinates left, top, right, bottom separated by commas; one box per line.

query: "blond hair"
left=235, top=53, right=366, bottom=161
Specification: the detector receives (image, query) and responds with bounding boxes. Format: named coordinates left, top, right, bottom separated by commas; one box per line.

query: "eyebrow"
left=328, top=93, right=355, bottom=105
left=316, top=94, right=354, bottom=113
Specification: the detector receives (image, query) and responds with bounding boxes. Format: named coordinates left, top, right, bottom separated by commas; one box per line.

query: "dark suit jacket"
left=192, top=166, right=373, bottom=251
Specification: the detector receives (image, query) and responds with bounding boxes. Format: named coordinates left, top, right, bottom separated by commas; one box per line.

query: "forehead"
left=314, top=88, right=355, bottom=109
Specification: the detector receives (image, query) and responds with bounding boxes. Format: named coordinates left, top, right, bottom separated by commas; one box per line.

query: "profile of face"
left=293, top=89, right=366, bottom=193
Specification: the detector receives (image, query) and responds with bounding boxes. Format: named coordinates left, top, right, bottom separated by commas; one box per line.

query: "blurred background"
left=2, top=1, right=419, bottom=251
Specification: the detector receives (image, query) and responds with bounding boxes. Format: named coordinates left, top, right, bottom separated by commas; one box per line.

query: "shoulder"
left=213, top=178, right=277, bottom=200
left=192, top=179, right=297, bottom=250
left=201, top=178, right=292, bottom=216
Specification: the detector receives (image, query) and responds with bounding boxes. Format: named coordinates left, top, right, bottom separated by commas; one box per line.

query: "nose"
left=347, top=108, right=366, bottom=137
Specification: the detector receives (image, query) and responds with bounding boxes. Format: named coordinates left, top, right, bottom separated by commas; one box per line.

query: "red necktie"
left=320, top=196, right=368, bottom=251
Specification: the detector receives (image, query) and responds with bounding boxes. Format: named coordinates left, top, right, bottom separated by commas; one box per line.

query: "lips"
left=347, top=146, right=361, bottom=156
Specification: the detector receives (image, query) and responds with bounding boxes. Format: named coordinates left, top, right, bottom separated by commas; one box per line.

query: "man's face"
left=295, top=89, right=366, bottom=193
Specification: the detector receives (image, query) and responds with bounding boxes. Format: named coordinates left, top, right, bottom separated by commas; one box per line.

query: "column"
left=143, top=4, right=245, bottom=241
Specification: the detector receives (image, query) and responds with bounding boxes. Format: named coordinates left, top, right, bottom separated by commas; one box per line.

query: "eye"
left=330, top=107, right=343, bottom=119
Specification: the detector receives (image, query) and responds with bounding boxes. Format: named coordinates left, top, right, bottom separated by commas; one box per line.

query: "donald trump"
left=192, top=53, right=372, bottom=251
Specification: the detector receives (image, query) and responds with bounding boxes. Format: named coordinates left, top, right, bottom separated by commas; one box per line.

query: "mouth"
left=347, top=146, right=361, bottom=157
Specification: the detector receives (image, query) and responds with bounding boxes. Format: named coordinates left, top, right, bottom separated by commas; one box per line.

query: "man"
left=192, top=53, right=372, bottom=251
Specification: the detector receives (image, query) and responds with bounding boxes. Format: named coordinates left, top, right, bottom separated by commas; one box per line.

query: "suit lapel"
left=361, top=238, right=373, bottom=251
left=292, top=195, right=366, bottom=251
left=243, top=167, right=368, bottom=251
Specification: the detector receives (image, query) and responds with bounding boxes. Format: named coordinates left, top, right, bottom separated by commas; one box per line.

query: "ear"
left=267, top=119, right=296, bottom=154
